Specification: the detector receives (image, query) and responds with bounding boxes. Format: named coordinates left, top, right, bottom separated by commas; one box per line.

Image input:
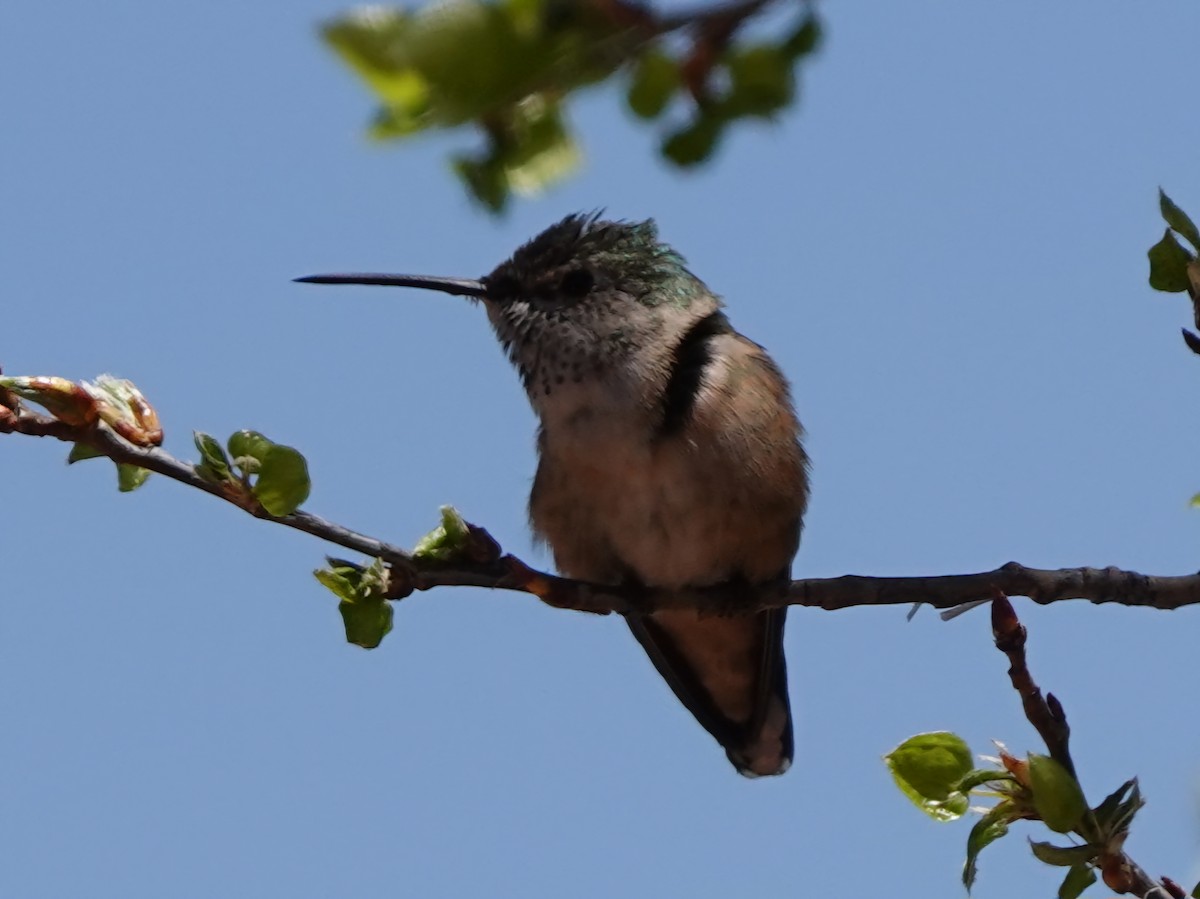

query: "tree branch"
left=6, top=403, right=1200, bottom=619
left=990, top=593, right=1164, bottom=897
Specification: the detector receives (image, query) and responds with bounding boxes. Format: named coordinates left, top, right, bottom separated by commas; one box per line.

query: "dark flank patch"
left=658, top=312, right=733, bottom=437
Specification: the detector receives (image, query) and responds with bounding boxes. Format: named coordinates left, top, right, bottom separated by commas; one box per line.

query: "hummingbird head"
left=296, top=213, right=722, bottom=404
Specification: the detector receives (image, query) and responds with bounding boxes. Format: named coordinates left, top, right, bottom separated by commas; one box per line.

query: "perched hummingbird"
left=298, top=214, right=809, bottom=776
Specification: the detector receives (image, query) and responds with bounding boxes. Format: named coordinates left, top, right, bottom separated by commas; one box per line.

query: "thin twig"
left=990, top=593, right=1163, bottom=897
left=7, top=407, right=1200, bottom=617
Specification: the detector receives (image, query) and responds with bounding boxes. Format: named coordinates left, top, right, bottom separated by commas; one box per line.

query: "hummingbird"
left=297, top=213, right=810, bottom=776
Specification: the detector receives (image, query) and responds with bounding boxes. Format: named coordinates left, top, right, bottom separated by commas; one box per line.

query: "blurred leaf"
left=1028, top=754, right=1088, bottom=833
left=453, top=154, right=508, bottom=212
left=964, top=804, right=1011, bottom=892
left=724, top=45, right=793, bottom=118
left=1159, top=188, right=1200, bottom=253
left=1148, top=228, right=1193, bottom=292
left=1058, top=863, right=1097, bottom=899
left=1029, top=840, right=1100, bottom=867
left=451, top=95, right=580, bottom=211
left=886, top=731, right=974, bottom=821
left=627, top=50, right=679, bottom=119
left=67, top=443, right=105, bottom=464
left=117, top=463, right=151, bottom=493
left=338, top=598, right=394, bottom=649
left=1190, top=492, right=1200, bottom=508
left=228, top=429, right=273, bottom=476
left=783, top=15, right=822, bottom=58
left=253, top=444, right=311, bottom=516
left=662, top=116, right=723, bottom=167
left=322, top=0, right=820, bottom=210
left=502, top=96, right=581, bottom=195
left=193, top=431, right=233, bottom=483
left=413, top=505, right=473, bottom=562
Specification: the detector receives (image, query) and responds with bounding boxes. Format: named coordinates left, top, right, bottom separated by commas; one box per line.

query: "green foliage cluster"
left=313, top=505, right=476, bottom=649
left=322, top=0, right=821, bottom=211
left=193, top=429, right=312, bottom=516
left=886, top=732, right=1151, bottom=897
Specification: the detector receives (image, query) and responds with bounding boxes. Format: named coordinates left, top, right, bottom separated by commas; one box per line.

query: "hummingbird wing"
left=625, top=602, right=792, bottom=777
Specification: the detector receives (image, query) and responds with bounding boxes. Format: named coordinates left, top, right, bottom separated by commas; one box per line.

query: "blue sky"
left=3, top=2, right=1199, bottom=896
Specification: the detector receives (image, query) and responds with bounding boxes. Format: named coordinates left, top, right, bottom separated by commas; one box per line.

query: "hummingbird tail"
left=625, top=605, right=793, bottom=777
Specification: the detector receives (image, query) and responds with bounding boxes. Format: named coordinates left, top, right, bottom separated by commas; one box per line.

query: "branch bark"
left=6, top=404, right=1200, bottom=617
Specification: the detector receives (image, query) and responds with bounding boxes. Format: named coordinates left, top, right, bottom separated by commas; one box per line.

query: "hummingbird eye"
left=560, top=267, right=594, bottom=298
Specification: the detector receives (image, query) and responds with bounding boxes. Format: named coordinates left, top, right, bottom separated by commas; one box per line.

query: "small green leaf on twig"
left=67, top=443, right=105, bottom=464
left=1159, top=188, right=1200, bottom=253
left=253, top=444, right=311, bottom=516
left=1148, top=228, right=1193, bottom=293
left=194, top=431, right=233, bottom=483
left=338, top=599, right=394, bottom=649
left=228, top=429, right=273, bottom=476
left=963, top=804, right=1011, bottom=892
left=314, top=558, right=393, bottom=649
left=413, top=505, right=473, bottom=562
left=117, top=464, right=151, bottom=493
left=1028, top=754, right=1088, bottom=833
left=885, top=731, right=974, bottom=821
left=1058, top=863, right=1097, bottom=899
left=1029, top=839, right=1100, bottom=867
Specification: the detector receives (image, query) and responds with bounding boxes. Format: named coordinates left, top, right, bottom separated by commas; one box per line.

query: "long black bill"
left=294, top=273, right=488, bottom=298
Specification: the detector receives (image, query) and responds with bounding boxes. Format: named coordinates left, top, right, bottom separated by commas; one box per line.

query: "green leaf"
left=1090, top=778, right=1134, bottom=830
left=963, top=804, right=1011, bottom=892
left=1160, top=188, right=1200, bottom=253
left=413, top=505, right=472, bottom=562
left=453, top=154, right=509, bottom=213
left=1059, top=863, right=1097, bottom=899
left=315, top=557, right=393, bottom=649
left=67, top=443, right=105, bottom=464
left=193, top=431, right=233, bottom=483
left=1028, top=754, right=1088, bottom=833
left=886, top=731, right=974, bottom=821
left=228, top=430, right=273, bottom=476
left=117, top=464, right=151, bottom=493
left=783, top=15, right=822, bottom=58
left=956, top=767, right=1013, bottom=793
left=724, top=45, right=794, bottom=118
left=1029, top=840, right=1100, bottom=867
left=662, top=116, right=723, bottom=167
left=627, top=50, right=679, bottom=119
left=1191, top=493, right=1200, bottom=508
left=1147, top=228, right=1193, bottom=292
left=500, top=97, right=581, bottom=197
left=1191, top=878, right=1200, bottom=898
left=1105, top=779, right=1144, bottom=837
left=314, top=568, right=358, bottom=603
left=252, top=444, right=311, bottom=516
left=338, top=598, right=394, bottom=649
